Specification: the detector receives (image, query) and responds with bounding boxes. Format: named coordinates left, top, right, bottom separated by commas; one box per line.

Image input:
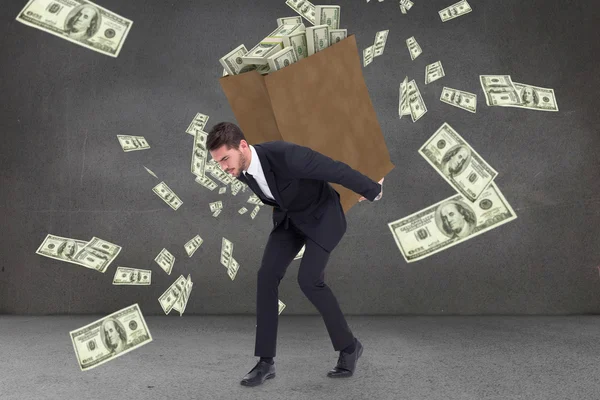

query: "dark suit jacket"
left=237, top=141, right=382, bottom=252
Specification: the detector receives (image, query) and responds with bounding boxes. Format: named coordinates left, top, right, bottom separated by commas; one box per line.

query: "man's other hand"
left=358, top=177, right=384, bottom=202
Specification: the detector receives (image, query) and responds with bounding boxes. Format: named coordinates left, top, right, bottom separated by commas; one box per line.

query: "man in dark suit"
left=207, top=122, right=383, bottom=387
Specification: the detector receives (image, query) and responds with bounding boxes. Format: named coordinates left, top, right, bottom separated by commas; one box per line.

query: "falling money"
left=71, top=236, right=122, bottom=273
left=406, top=36, right=422, bottom=60
left=143, top=166, right=158, bottom=179
left=69, top=303, right=152, bottom=371
left=184, top=235, right=203, bottom=257
left=400, top=0, right=414, bottom=14
left=15, top=0, right=133, bottom=57
left=388, top=182, right=516, bottom=263
left=407, top=79, right=427, bottom=122
left=36, top=234, right=91, bottom=269
left=439, top=0, right=472, bottom=22
left=372, top=29, right=389, bottom=57
left=209, top=200, right=223, bottom=217
left=112, top=267, right=151, bottom=285
left=440, top=87, right=477, bottom=113
left=419, top=122, right=498, bottom=202
left=154, top=248, right=175, bottom=275
left=152, top=182, right=183, bottom=210
left=117, top=135, right=150, bottom=152
left=158, top=275, right=191, bottom=315
left=186, top=112, right=209, bottom=136
left=425, top=61, right=445, bottom=84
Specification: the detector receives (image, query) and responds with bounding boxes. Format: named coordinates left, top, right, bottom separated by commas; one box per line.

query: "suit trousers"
left=254, top=218, right=354, bottom=358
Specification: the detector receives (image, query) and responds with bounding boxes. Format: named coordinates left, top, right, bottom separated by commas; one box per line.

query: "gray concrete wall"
left=1, top=0, right=599, bottom=315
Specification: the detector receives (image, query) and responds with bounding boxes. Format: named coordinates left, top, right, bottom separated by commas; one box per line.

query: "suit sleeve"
left=284, top=142, right=382, bottom=201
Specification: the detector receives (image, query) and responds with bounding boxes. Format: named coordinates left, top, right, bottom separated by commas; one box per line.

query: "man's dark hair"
left=207, top=122, right=247, bottom=152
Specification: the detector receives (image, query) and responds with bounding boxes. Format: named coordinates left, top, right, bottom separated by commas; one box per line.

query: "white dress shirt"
left=243, top=145, right=277, bottom=202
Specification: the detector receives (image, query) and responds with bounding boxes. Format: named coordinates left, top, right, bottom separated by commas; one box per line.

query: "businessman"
left=207, top=122, right=384, bottom=387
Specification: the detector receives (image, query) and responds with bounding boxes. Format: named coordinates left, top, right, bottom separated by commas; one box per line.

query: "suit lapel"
left=254, top=144, right=284, bottom=207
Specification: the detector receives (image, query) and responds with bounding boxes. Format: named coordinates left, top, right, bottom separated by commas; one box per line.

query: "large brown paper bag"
left=219, top=34, right=394, bottom=214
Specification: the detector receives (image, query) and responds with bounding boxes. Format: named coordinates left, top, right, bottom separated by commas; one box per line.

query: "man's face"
left=522, top=87, right=535, bottom=105
left=448, top=147, right=469, bottom=171
left=72, top=7, right=96, bottom=32
left=210, top=142, right=248, bottom=177
left=440, top=203, right=466, bottom=233
left=104, top=321, right=120, bottom=346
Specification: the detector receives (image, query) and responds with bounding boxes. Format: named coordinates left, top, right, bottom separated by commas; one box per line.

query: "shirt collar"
left=244, top=145, right=260, bottom=176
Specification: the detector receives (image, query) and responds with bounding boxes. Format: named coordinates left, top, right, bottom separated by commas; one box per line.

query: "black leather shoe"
left=240, top=360, right=276, bottom=387
left=327, top=338, right=363, bottom=378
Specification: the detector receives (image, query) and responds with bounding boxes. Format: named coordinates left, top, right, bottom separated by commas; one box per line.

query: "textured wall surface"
left=1, top=0, right=599, bottom=315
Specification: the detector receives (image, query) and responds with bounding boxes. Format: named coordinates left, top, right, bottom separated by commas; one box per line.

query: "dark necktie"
left=244, top=172, right=264, bottom=198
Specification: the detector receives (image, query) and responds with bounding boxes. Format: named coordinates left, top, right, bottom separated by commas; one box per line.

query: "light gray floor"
left=1, top=315, right=598, bottom=400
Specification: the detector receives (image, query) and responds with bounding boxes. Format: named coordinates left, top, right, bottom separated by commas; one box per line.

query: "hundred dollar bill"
left=227, top=257, right=239, bottom=280
left=247, top=193, right=264, bottom=205
left=184, top=235, right=203, bottom=257
left=143, top=166, right=158, bottom=179
left=186, top=113, right=209, bottom=136
left=388, top=181, right=516, bottom=263
left=500, top=82, right=559, bottom=112
left=277, top=16, right=303, bottom=26
left=36, top=234, right=91, bottom=268
left=230, top=179, right=244, bottom=196
left=250, top=205, right=261, bottom=219
left=191, top=130, right=208, bottom=177
left=399, top=76, right=410, bottom=118
left=195, top=175, right=218, bottom=191
left=242, top=41, right=283, bottom=65
left=205, top=160, right=233, bottom=185
left=363, top=45, right=374, bottom=67
left=158, top=275, right=187, bottom=315
left=372, top=30, right=389, bottom=57
left=329, top=28, right=347, bottom=45
left=479, top=75, right=521, bottom=106
left=407, top=79, right=427, bottom=122
left=238, top=207, right=248, bottom=214
left=117, top=135, right=150, bottom=152
left=70, top=303, right=151, bottom=371
left=178, top=275, right=193, bottom=316
left=406, top=36, right=422, bottom=60
left=16, top=0, right=132, bottom=58
left=221, top=237, right=234, bottom=268
left=440, top=87, right=477, bottom=113
left=419, top=122, right=498, bottom=201
left=285, top=0, right=316, bottom=25
left=267, top=46, right=298, bottom=72
left=278, top=300, right=286, bottom=315
left=152, top=181, right=182, bottom=210
left=112, top=267, right=151, bottom=285
left=172, top=275, right=193, bottom=316
left=284, top=30, right=309, bottom=60
left=306, top=24, right=330, bottom=56
left=439, top=0, right=472, bottom=22
left=219, top=44, right=249, bottom=75
left=400, top=0, right=414, bottom=13
left=154, top=248, right=175, bottom=275
left=294, top=244, right=306, bottom=260
left=219, top=187, right=227, bottom=195
left=262, top=23, right=306, bottom=46
left=209, top=201, right=223, bottom=213
left=314, top=5, right=340, bottom=30
left=72, top=236, right=122, bottom=273
left=425, top=61, right=445, bottom=84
